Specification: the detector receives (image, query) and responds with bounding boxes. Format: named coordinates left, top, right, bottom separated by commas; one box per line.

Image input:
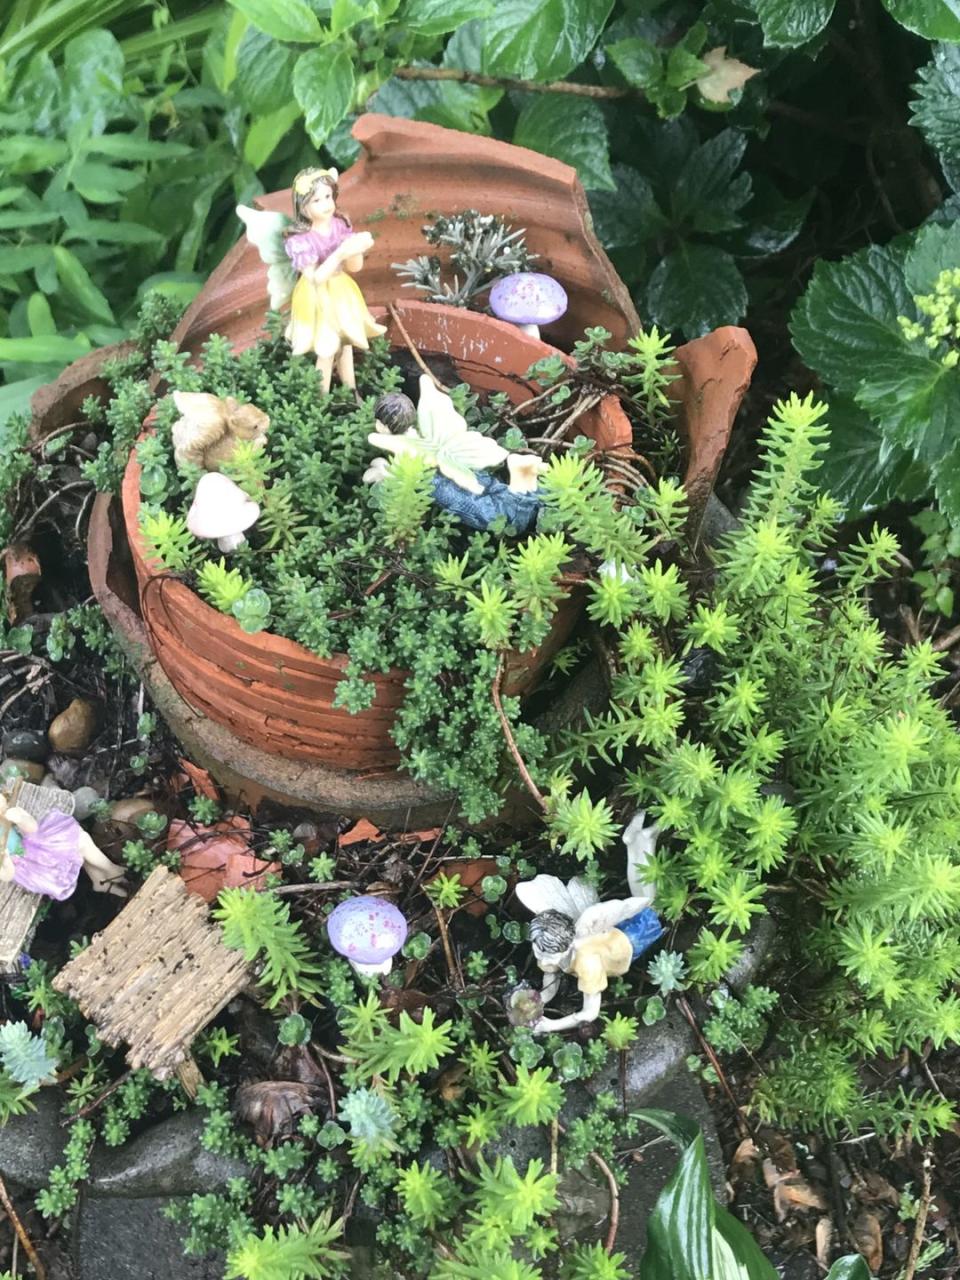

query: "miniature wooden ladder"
left=0, top=778, right=76, bottom=975
left=53, top=865, right=251, bottom=1081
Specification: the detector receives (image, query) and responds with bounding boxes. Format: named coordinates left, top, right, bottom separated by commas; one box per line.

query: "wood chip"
left=852, top=1209, right=883, bottom=1272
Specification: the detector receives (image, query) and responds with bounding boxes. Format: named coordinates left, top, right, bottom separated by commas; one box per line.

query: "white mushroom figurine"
left=186, top=472, right=260, bottom=553
left=489, top=272, right=568, bottom=339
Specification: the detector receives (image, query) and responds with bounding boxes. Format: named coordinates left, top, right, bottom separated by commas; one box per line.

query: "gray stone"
left=71, top=786, right=103, bottom=822
left=89, top=1110, right=251, bottom=1198
left=725, top=914, right=777, bottom=993
left=583, top=1011, right=695, bottom=1108
left=75, top=1193, right=224, bottom=1280
left=1, top=730, right=48, bottom=763
left=0, top=1090, right=68, bottom=1188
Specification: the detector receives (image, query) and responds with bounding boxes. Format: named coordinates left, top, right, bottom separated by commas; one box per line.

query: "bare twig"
left=0, top=1172, right=45, bottom=1280
left=394, top=64, right=632, bottom=99
left=386, top=304, right=446, bottom=391
left=492, top=654, right=546, bottom=811
left=67, top=1069, right=131, bottom=1122
left=677, top=997, right=752, bottom=1140
left=13, top=481, right=89, bottom=540
left=587, top=1148, right=621, bottom=1253
left=933, top=622, right=960, bottom=653
left=903, top=1151, right=933, bottom=1280
left=433, top=904, right=463, bottom=991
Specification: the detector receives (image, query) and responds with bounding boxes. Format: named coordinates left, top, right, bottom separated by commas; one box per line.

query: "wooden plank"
left=52, top=866, right=250, bottom=1078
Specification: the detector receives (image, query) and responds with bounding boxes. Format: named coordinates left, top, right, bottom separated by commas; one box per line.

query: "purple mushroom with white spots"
left=327, top=896, right=408, bottom=976
left=489, top=272, right=568, bottom=339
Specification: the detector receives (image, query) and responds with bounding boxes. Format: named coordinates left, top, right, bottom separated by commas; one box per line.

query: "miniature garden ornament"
left=171, top=391, right=269, bottom=472
left=489, top=273, right=568, bottom=339
left=327, top=896, right=408, bottom=977
left=515, top=821, right=664, bottom=1033
left=0, top=792, right=125, bottom=900
left=186, top=472, right=259, bottom=552
left=238, top=167, right=386, bottom=394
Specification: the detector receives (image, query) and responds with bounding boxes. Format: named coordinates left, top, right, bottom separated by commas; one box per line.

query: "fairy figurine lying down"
left=238, top=167, right=386, bottom=394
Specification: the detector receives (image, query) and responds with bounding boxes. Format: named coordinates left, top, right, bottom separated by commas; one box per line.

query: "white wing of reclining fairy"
left=515, top=874, right=599, bottom=920
left=236, top=205, right=296, bottom=311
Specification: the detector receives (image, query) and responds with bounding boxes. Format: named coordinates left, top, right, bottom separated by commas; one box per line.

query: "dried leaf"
left=235, top=1080, right=321, bottom=1143
left=815, top=1215, right=834, bottom=1269
left=772, top=1175, right=829, bottom=1221
left=697, top=46, right=760, bottom=104
left=178, top=758, right=219, bottom=801
left=852, top=1209, right=883, bottom=1272
left=730, top=1137, right=760, bottom=1184
left=339, top=818, right=382, bottom=847
left=437, top=1062, right=468, bottom=1103
left=852, top=1169, right=900, bottom=1208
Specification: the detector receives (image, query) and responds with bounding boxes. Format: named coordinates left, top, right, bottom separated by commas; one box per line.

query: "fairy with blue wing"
left=237, top=167, right=385, bottom=394
left=515, top=811, right=664, bottom=1033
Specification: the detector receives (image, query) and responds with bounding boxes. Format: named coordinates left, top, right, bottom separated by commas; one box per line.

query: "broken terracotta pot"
left=168, top=815, right=280, bottom=903
left=3, top=544, right=41, bottom=625
left=123, top=300, right=631, bottom=771
left=37, top=113, right=755, bottom=818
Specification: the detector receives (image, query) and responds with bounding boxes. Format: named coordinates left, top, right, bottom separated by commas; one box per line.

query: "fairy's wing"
left=575, top=896, right=651, bottom=938
left=236, top=205, right=296, bottom=310
left=416, top=378, right=508, bottom=493
left=516, top=874, right=598, bottom=918
left=623, top=809, right=660, bottom=901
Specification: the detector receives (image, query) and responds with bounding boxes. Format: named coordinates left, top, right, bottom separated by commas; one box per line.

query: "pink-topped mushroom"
left=186, top=472, right=260, bottom=553
left=489, top=272, right=568, bottom=339
left=327, top=896, right=408, bottom=976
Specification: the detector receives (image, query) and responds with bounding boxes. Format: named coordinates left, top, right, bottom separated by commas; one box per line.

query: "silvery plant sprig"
left=393, top=209, right=535, bottom=307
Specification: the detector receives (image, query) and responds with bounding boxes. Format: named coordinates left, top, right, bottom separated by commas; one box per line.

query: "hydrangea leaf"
left=513, top=97, right=615, bottom=192
left=481, top=0, right=614, bottom=82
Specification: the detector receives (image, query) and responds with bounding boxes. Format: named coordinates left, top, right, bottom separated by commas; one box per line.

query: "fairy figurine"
left=237, top=167, right=386, bottom=393
left=0, top=788, right=126, bottom=901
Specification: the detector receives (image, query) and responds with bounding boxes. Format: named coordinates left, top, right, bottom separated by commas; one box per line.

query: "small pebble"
left=0, top=758, right=46, bottom=785
left=108, top=797, right=157, bottom=826
left=0, top=729, right=48, bottom=763
left=48, top=698, right=98, bottom=755
left=72, top=786, right=103, bottom=822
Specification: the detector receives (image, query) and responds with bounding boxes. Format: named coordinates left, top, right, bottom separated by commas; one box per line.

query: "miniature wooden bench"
left=53, top=865, right=251, bottom=1079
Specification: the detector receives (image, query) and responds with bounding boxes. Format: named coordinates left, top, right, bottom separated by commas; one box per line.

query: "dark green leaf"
left=752, top=0, right=836, bottom=46
left=70, top=161, right=144, bottom=204
left=824, top=1257, right=875, bottom=1280
left=62, top=29, right=125, bottom=132
left=911, top=44, right=960, bottom=176
left=818, top=393, right=930, bottom=517
left=371, top=71, right=494, bottom=136
left=714, top=1206, right=779, bottom=1280
left=513, top=97, right=615, bottom=191
left=790, top=243, right=912, bottom=395
left=403, top=0, right=494, bottom=35
left=904, top=220, right=960, bottom=294
left=882, top=0, right=960, bottom=38
left=589, top=165, right=667, bottom=248
left=85, top=135, right=194, bottom=160
left=225, top=0, right=323, bottom=42
left=483, top=0, right=615, bottom=82
left=724, top=179, right=812, bottom=257
left=293, top=45, right=356, bottom=148
left=0, top=136, right=69, bottom=172
left=639, top=1133, right=714, bottom=1280
left=0, top=335, right=93, bottom=363
left=665, top=45, right=708, bottom=90
left=65, top=220, right=166, bottom=247
left=53, top=246, right=115, bottom=323
left=0, top=376, right=48, bottom=428
left=235, top=28, right=297, bottom=116
left=632, top=1108, right=703, bottom=1150
left=672, top=129, right=751, bottom=232
left=26, top=292, right=56, bottom=337
left=607, top=36, right=662, bottom=89
left=854, top=348, right=960, bottom=464
left=0, top=245, right=53, bottom=275
left=0, top=209, right=60, bottom=230
left=645, top=243, right=747, bottom=337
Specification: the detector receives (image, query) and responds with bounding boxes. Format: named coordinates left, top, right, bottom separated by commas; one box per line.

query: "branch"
left=492, top=654, right=547, bottom=811
left=393, top=65, right=632, bottom=99
left=0, top=1172, right=45, bottom=1280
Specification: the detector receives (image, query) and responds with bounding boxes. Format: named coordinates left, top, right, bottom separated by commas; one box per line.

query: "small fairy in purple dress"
left=238, top=167, right=385, bottom=394
left=0, top=792, right=125, bottom=901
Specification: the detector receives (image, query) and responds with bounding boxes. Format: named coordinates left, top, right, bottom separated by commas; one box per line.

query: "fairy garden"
left=4, top=16, right=960, bottom=1277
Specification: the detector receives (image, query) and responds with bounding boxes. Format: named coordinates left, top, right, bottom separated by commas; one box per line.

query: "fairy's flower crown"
left=293, top=167, right=339, bottom=195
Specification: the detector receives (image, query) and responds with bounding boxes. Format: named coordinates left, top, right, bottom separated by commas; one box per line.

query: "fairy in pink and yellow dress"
left=238, top=167, right=385, bottom=393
